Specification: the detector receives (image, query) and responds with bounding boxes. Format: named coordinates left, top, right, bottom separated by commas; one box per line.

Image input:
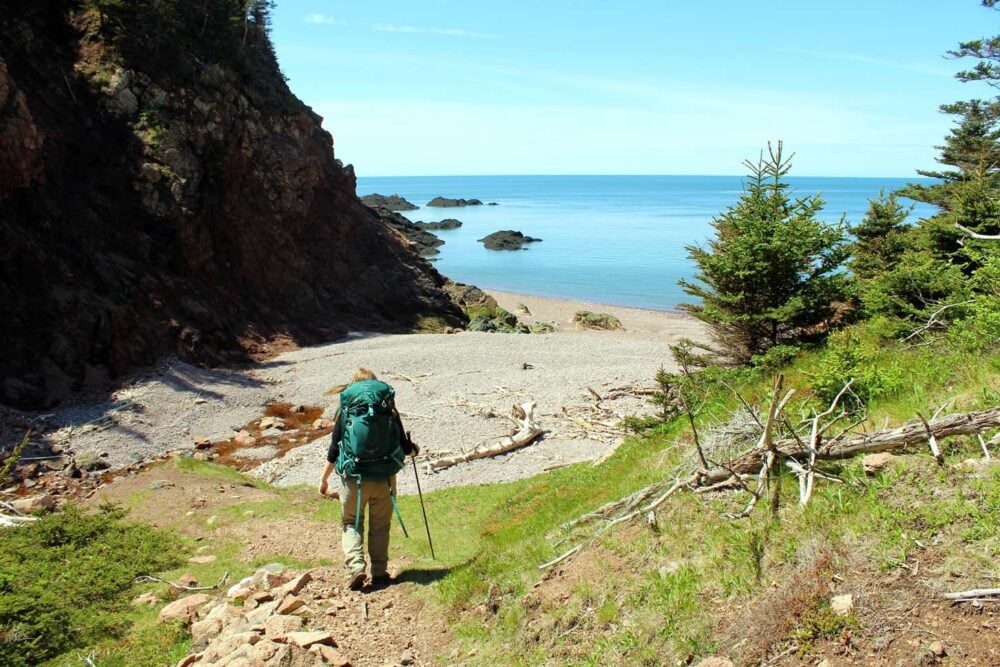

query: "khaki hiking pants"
left=339, top=475, right=396, bottom=578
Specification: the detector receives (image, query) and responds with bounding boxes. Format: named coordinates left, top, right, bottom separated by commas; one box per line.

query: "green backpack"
left=335, top=379, right=406, bottom=481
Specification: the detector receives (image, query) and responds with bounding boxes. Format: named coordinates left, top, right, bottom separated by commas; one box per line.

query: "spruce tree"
left=679, top=143, right=849, bottom=363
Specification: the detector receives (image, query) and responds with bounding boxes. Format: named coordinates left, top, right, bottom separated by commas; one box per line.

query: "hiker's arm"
left=394, top=411, right=419, bottom=456
left=319, top=461, right=338, bottom=498
left=320, top=409, right=342, bottom=498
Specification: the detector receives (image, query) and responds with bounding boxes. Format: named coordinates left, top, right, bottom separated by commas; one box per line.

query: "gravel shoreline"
left=19, top=293, right=707, bottom=496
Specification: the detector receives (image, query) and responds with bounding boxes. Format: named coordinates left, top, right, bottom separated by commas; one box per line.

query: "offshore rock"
left=0, top=3, right=464, bottom=408
left=374, top=208, right=445, bottom=257
left=359, top=193, right=418, bottom=211
left=427, top=196, right=483, bottom=207
left=414, top=218, right=462, bottom=230
left=478, top=230, right=542, bottom=251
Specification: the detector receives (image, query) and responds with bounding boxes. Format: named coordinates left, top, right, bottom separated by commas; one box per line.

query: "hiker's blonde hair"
left=324, top=368, right=378, bottom=395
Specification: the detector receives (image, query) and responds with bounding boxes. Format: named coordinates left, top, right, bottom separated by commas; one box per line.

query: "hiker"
left=319, top=368, right=418, bottom=590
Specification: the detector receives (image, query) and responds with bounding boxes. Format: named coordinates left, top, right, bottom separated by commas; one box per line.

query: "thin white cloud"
left=305, top=13, right=344, bottom=26
left=373, top=23, right=495, bottom=39
left=774, top=48, right=952, bottom=77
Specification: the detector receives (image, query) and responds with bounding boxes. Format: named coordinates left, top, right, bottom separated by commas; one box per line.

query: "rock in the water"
left=426, top=196, right=483, bottom=207
left=360, top=193, right=418, bottom=211
left=414, top=218, right=462, bottom=230
left=478, top=230, right=542, bottom=251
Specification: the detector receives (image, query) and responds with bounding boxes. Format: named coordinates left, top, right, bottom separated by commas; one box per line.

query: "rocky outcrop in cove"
left=374, top=209, right=445, bottom=257
left=359, top=193, right=418, bottom=211
left=414, top=218, right=462, bottom=230
left=427, top=196, right=483, bottom=207
left=478, top=230, right=543, bottom=251
left=0, top=2, right=464, bottom=408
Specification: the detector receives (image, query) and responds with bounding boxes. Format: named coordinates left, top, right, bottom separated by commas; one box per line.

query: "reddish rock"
left=276, top=595, right=305, bottom=615
left=10, top=494, right=56, bottom=514
left=281, top=631, right=336, bottom=649
left=281, top=572, right=313, bottom=596
left=193, top=436, right=212, bottom=449
left=158, top=593, right=212, bottom=623
left=310, top=644, right=352, bottom=666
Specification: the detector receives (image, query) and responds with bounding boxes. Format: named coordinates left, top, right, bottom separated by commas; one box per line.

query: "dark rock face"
left=0, top=3, right=464, bottom=408
left=359, top=193, right=418, bottom=211
left=426, top=196, right=483, bottom=208
left=414, top=219, right=462, bottom=231
left=374, top=209, right=445, bottom=257
left=478, top=231, right=543, bottom=251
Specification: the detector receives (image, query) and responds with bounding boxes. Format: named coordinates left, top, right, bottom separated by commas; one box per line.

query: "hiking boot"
left=370, top=572, right=393, bottom=587
left=348, top=569, right=366, bottom=591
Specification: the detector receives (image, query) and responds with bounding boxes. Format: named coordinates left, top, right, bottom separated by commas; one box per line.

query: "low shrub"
left=0, top=504, right=183, bottom=667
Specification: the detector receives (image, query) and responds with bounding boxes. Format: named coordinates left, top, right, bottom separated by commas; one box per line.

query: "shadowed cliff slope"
left=0, top=1, right=464, bottom=408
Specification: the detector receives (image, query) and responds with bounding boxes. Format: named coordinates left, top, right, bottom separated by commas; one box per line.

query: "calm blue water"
left=356, top=175, right=937, bottom=311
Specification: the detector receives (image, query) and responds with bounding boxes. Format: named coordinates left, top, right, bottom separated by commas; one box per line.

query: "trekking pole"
left=410, top=454, right=436, bottom=560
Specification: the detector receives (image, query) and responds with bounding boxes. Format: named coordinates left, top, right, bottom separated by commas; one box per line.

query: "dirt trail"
left=86, top=462, right=456, bottom=666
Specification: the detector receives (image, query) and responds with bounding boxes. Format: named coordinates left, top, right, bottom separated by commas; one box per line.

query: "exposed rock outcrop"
left=414, top=218, right=462, bottom=230
left=359, top=193, right=418, bottom=211
left=0, top=3, right=464, bottom=408
left=427, top=196, right=482, bottom=207
left=374, top=209, right=445, bottom=257
left=478, top=230, right=542, bottom=251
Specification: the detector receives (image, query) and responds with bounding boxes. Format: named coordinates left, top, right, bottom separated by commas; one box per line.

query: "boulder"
left=280, top=572, right=313, bottom=596
left=188, top=554, right=217, bottom=565
left=233, top=430, right=256, bottom=447
left=572, top=311, right=624, bottom=331
left=158, top=593, right=212, bottom=623
left=478, top=230, right=541, bottom=251
left=277, top=596, right=305, bottom=615
left=264, top=614, right=303, bottom=637
left=830, top=593, right=854, bottom=616
left=310, top=644, right=352, bottom=666
left=862, top=452, right=896, bottom=474
left=10, top=494, right=56, bottom=514
left=281, top=631, right=336, bottom=649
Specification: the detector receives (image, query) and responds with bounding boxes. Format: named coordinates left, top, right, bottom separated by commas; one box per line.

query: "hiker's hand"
left=319, top=480, right=329, bottom=497
left=409, top=442, right=420, bottom=457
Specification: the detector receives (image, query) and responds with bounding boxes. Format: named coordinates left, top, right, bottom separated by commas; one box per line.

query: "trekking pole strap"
left=354, top=476, right=363, bottom=533
left=389, top=479, right=409, bottom=538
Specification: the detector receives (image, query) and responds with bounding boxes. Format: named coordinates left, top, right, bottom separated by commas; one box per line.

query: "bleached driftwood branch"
left=566, top=405, right=1000, bottom=531
left=955, top=223, right=1000, bottom=240
left=429, top=401, right=544, bottom=471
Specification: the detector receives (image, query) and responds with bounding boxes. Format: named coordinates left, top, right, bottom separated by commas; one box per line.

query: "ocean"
left=356, top=175, right=937, bottom=311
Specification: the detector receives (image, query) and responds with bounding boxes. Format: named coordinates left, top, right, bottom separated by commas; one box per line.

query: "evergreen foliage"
left=88, top=0, right=278, bottom=83
left=0, top=504, right=182, bottom=667
left=679, top=143, right=849, bottom=363
left=851, top=0, right=999, bottom=337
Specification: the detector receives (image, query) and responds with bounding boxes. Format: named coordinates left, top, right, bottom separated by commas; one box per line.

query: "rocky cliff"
left=0, top=2, right=464, bottom=408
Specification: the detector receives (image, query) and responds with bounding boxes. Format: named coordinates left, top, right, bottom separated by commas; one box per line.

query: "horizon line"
left=354, top=172, right=933, bottom=180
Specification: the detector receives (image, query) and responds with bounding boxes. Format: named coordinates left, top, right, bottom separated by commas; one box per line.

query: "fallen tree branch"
left=942, top=587, right=1000, bottom=600
left=539, top=544, right=582, bottom=570
left=429, top=401, right=544, bottom=471
left=135, top=571, right=229, bottom=592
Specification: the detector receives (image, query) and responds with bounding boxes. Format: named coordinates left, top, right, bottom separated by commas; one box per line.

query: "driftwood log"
left=566, top=405, right=1000, bottom=533
left=429, top=401, right=544, bottom=471
left=693, top=406, right=1000, bottom=488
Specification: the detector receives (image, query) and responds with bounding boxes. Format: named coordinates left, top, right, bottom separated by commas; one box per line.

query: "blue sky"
left=270, top=1, right=998, bottom=177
